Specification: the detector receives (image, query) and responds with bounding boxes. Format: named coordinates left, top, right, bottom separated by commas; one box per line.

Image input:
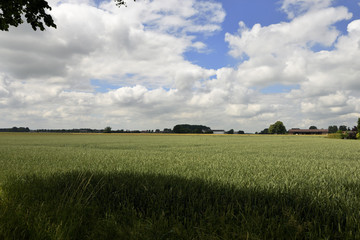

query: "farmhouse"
left=288, top=128, right=328, bottom=135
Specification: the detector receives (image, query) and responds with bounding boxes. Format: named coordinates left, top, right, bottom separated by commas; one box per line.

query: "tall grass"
left=0, top=133, right=360, bottom=239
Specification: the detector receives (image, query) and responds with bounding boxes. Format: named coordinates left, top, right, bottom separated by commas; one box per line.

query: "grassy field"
left=0, top=133, right=359, bottom=239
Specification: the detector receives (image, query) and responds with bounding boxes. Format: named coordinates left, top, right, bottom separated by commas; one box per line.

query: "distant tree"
left=163, top=128, right=173, bottom=133
left=358, top=118, right=360, bottom=133
left=22, top=127, right=30, bottom=132
left=268, top=121, right=286, bottom=134
left=0, top=126, right=30, bottom=132
left=104, top=126, right=112, bottom=133
left=226, top=129, right=234, bottom=134
left=238, top=130, right=245, bottom=134
left=268, top=125, right=274, bottom=134
left=1, top=0, right=134, bottom=31
left=173, top=125, right=186, bottom=133
left=339, top=125, right=347, bottom=131
left=173, top=124, right=212, bottom=134
left=328, top=125, right=338, bottom=134
left=259, top=128, right=269, bottom=134
left=309, top=126, right=317, bottom=129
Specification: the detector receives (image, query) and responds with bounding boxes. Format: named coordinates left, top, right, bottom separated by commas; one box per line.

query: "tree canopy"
left=258, top=128, right=269, bottom=134
left=328, top=125, right=338, bottom=134
left=173, top=124, right=212, bottom=134
left=1, top=0, right=56, bottom=31
left=104, top=126, right=112, bottom=133
left=339, top=125, right=347, bottom=131
left=226, top=129, right=234, bottom=134
left=0, top=0, right=134, bottom=31
left=114, top=0, right=135, bottom=7
left=268, top=121, right=286, bottom=134
left=309, top=126, right=317, bottom=129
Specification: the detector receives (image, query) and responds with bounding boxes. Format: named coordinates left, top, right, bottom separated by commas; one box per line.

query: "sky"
left=1, top=0, right=360, bottom=132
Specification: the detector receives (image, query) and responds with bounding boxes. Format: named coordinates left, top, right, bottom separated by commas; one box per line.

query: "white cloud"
left=1, top=0, right=360, bottom=132
left=281, top=0, right=333, bottom=19
left=226, top=7, right=352, bottom=59
left=221, top=2, right=360, bottom=129
left=0, top=0, right=226, bottom=128
left=224, top=6, right=352, bottom=91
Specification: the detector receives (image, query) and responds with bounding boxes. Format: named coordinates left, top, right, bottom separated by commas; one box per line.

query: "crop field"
left=0, top=133, right=360, bottom=239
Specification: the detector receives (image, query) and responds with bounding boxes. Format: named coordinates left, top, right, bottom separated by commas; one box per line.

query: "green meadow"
left=0, top=133, right=360, bottom=239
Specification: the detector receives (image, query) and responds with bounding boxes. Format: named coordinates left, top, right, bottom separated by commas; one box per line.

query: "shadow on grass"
left=0, top=171, right=358, bottom=240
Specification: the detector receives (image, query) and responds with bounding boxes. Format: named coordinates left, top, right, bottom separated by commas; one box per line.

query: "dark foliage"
left=114, top=0, right=135, bottom=7
left=268, top=121, right=287, bottom=134
left=347, top=131, right=357, bottom=140
left=0, top=127, right=30, bottom=132
left=259, top=128, right=269, bottom=134
left=0, top=0, right=56, bottom=31
left=104, top=126, right=112, bottom=133
left=339, top=125, right=347, bottom=131
left=226, top=129, right=234, bottom=134
left=0, top=0, right=134, bottom=31
left=173, top=124, right=212, bottom=134
left=328, top=125, right=338, bottom=134
left=163, top=128, right=173, bottom=133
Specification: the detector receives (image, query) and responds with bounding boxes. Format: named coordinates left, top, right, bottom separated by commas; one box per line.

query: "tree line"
left=2, top=119, right=359, bottom=136
left=0, top=125, right=246, bottom=134
left=0, top=127, right=30, bottom=132
left=256, top=118, right=360, bottom=139
left=172, top=125, right=245, bottom=134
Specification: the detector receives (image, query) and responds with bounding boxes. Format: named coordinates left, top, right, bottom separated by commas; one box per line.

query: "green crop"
left=0, top=133, right=359, bottom=239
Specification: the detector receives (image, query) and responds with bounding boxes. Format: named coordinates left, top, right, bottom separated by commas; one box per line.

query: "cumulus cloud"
left=1, top=0, right=360, bottom=132
left=220, top=1, right=360, bottom=129
left=0, top=0, right=222, bottom=85
left=227, top=7, right=351, bottom=58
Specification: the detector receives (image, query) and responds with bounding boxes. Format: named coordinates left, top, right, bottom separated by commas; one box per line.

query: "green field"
left=0, top=133, right=359, bottom=239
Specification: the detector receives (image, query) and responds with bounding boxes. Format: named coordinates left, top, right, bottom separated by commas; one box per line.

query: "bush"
left=327, top=133, right=342, bottom=139
left=329, top=131, right=358, bottom=140
left=347, top=131, right=357, bottom=140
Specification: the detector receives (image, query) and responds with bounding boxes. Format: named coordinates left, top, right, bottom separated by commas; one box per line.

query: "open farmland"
left=0, top=133, right=360, bottom=239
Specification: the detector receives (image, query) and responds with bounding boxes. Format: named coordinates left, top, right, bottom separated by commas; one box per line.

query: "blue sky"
left=185, top=0, right=360, bottom=69
left=1, top=0, right=360, bottom=132
left=184, top=1, right=289, bottom=70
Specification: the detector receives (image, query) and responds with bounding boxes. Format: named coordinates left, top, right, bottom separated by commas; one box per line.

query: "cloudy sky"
left=1, top=0, right=360, bottom=132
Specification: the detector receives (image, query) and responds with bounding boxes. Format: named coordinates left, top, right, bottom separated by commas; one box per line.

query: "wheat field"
left=0, top=133, right=359, bottom=239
